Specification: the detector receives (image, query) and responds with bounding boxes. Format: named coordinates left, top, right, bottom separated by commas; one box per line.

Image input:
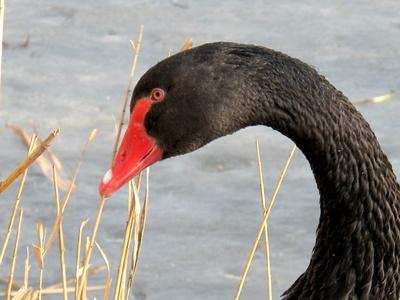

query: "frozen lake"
left=1, top=1, right=399, bottom=299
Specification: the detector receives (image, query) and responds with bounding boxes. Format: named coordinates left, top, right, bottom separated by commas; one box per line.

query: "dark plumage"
left=101, top=42, right=400, bottom=299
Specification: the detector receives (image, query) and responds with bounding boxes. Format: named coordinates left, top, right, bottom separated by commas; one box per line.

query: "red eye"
left=151, top=88, right=164, bottom=101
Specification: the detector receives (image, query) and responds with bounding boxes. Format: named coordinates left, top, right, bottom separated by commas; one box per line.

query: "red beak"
left=99, top=98, right=162, bottom=198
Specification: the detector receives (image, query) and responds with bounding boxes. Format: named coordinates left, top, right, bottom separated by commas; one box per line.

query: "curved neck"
left=257, top=75, right=399, bottom=214
left=244, top=66, right=400, bottom=298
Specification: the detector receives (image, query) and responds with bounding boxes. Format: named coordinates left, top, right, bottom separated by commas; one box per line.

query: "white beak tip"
left=102, top=169, right=113, bottom=185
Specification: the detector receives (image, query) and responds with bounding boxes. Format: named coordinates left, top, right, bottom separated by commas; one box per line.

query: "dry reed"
left=352, top=92, right=395, bottom=105
left=109, top=169, right=149, bottom=300
left=32, top=223, right=44, bottom=300
left=24, top=247, right=30, bottom=292
left=45, top=129, right=97, bottom=256
left=256, top=140, right=273, bottom=300
left=0, top=128, right=98, bottom=299
left=0, top=25, right=149, bottom=298
left=0, top=129, right=59, bottom=195
left=77, top=26, right=145, bottom=300
left=53, top=166, right=68, bottom=299
left=0, top=135, right=38, bottom=267
left=94, top=241, right=111, bottom=300
left=7, top=209, right=23, bottom=299
left=180, top=38, right=193, bottom=52
left=74, top=219, right=88, bottom=300
left=7, top=124, right=74, bottom=191
left=125, top=170, right=149, bottom=299
left=0, top=0, right=4, bottom=107
left=234, top=144, right=297, bottom=300
left=110, top=25, right=144, bottom=167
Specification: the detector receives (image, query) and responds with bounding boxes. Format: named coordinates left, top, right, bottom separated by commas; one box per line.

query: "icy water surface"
left=1, top=1, right=400, bottom=299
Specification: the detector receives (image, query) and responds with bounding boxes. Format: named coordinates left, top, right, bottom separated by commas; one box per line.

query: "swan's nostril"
left=120, top=151, right=127, bottom=162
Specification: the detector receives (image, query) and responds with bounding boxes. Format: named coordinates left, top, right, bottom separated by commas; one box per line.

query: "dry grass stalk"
left=255, top=140, right=273, bottom=300
left=352, top=92, right=395, bottom=105
left=127, top=179, right=132, bottom=214
left=75, top=219, right=89, bottom=299
left=126, top=168, right=150, bottom=299
left=32, top=222, right=45, bottom=300
left=0, top=277, right=20, bottom=287
left=3, top=282, right=106, bottom=298
left=7, top=209, right=23, bottom=299
left=40, top=285, right=106, bottom=295
left=180, top=38, right=193, bottom=52
left=76, top=196, right=105, bottom=299
left=234, top=144, right=297, bottom=300
left=112, top=37, right=189, bottom=299
left=7, top=124, right=74, bottom=191
left=0, top=266, right=107, bottom=298
left=112, top=169, right=149, bottom=300
left=0, top=135, right=38, bottom=266
left=24, top=247, right=30, bottom=291
left=11, top=286, right=33, bottom=300
left=0, top=129, right=60, bottom=195
left=44, top=129, right=97, bottom=255
left=26, top=264, right=105, bottom=292
left=127, top=173, right=142, bottom=214
left=135, top=173, right=143, bottom=195
left=4, top=129, right=98, bottom=300
left=94, top=242, right=111, bottom=300
left=30, top=120, right=75, bottom=191
left=53, top=166, right=68, bottom=300
left=78, top=26, right=145, bottom=299
left=113, top=178, right=141, bottom=299
left=0, top=0, right=4, bottom=107
left=110, top=25, right=144, bottom=167
left=168, top=38, right=193, bottom=58
left=40, top=265, right=105, bottom=289
left=82, top=237, right=91, bottom=300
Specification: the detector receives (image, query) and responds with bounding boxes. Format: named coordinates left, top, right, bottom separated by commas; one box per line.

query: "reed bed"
left=0, top=25, right=150, bottom=300
left=0, top=25, right=199, bottom=300
left=0, top=14, right=394, bottom=299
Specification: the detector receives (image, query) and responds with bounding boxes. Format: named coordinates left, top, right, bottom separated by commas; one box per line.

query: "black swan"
left=99, top=42, right=400, bottom=299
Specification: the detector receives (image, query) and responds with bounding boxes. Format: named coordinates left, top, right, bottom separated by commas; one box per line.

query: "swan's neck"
left=251, top=73, right=400, bottom=298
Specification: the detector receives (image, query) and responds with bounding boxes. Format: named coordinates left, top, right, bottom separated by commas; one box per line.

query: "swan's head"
left=99, top=43, right=254, bottom=197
